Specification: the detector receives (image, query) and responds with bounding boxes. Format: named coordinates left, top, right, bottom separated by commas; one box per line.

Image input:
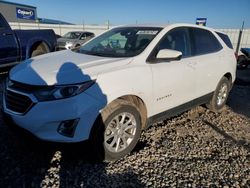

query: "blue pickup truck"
left=0, top=13, right=57, bottom=69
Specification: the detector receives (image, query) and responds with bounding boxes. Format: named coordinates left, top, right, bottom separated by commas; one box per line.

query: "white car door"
left=189, top=28, right=225, bottom=98
left=148, top=27, right=196, bottom=117
left=150, top=58, right=196, bottom=116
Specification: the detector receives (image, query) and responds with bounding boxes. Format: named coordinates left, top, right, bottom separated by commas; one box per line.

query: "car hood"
left=10, top=50, right=132, bottom=86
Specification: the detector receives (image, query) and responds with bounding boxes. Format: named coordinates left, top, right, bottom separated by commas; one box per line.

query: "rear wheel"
left=90, top=100, right=142, bottom=161
left=31, top=43, right=49, bottom=57
left=206, top=77, right=230, bottom=112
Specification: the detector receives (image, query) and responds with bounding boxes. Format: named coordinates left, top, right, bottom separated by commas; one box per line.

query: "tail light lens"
left=234, top=52, right=238, bottom=60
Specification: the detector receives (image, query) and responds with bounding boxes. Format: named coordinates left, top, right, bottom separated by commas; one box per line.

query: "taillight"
left=234, top=52, right=238, bottom=60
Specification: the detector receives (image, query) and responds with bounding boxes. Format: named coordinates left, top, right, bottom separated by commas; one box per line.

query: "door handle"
left=187, top=62, right=197, bottom=70
left=188, top=62, right=197, bottom=66
left=2, top=32, right=13, bottom=36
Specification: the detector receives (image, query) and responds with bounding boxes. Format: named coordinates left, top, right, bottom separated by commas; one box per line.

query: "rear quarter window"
left=192, top=28, right=222, bottom=55
left=216, top=32, right=233, bottom=49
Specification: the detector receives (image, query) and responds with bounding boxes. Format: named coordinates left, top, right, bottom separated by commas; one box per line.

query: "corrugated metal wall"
left=9, top=22, right=250, bottom=50
left=9, top=22, right=109, bottom=36
left=217, top=29, right=250, bottom=49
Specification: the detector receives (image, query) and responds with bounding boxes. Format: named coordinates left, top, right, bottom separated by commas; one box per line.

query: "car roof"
left=214, top=30, right=228, bottom=35
left=68, top=31, right=94, bottom=34
left=114, top=23, right=216, bottom=32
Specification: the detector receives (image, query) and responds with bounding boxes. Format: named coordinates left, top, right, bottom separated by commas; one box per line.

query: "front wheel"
left=90, top=100, right=142, bottom=161
left=206, top=77, right=231, bottom=112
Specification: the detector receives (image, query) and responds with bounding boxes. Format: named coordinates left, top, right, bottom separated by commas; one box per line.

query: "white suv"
left=3, top=24, right=236, bottom=161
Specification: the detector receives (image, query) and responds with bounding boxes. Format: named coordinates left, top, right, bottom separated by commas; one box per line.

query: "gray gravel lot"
left=0, top=70, right=249, bottom=188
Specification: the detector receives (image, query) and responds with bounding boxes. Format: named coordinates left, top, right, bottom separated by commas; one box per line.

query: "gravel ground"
left=0, top=70, right=249, bottom=188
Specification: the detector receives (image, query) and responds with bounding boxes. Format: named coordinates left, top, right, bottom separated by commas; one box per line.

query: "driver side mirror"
left=156, top=49, right=182, bottom=62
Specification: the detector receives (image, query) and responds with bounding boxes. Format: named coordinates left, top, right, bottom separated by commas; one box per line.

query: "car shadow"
left=0, top=125, right=143, bottom=187
left=226, top=69, right=250, bottom=118
left=0, top=60, right=144, bottom=187
left=202, top=119, right=250, bottom=152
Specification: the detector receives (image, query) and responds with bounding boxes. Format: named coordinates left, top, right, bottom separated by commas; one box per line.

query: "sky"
left=4, top=0, right=250, bottom=28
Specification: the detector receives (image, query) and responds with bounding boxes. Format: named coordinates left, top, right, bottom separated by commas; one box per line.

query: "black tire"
left=90, top=99, right=142, bottom=161
left=206, top=77, right=231, bottom=112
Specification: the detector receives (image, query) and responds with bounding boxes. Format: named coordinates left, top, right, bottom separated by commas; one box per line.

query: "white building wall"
left=9, top=22, right=109, bottom=36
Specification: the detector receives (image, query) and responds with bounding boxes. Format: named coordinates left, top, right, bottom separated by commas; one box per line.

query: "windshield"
left=63, top=32, right=81, bottom=39
left=76, top=27, right=162, bottom=57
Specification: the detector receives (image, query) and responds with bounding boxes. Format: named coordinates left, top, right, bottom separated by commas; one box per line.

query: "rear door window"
left=80, top=33, right=86, bottom=40
left=192, top=28, right=222, bottom=55
left=86, top=32, right=94, bottom=37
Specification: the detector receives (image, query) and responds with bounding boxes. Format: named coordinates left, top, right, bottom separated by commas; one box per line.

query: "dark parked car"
left=237, top=48, right=250, bottom=69
left=56, top=31, right=95, bottom=50
left=55, top=34, right=62, bottom=39
left=0, top=13, right=57, bottom=69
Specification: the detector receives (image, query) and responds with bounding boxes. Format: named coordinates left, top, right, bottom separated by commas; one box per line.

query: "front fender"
left=88, top=65, right=154, bottom=117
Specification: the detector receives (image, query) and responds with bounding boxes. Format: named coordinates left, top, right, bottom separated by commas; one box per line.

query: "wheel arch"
left=117, top=95, right=148, bottom=130
left=29, top=41, right=50, bottom=57
left=89, top=94, right=147, bottom=161
left=102, top=95, right=148, bottom=130
left=223, top=72, right=233, bottom=88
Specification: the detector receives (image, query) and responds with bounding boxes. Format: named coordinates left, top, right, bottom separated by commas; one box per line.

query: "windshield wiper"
left=78, top=49, right=112, bottom=57
left=78, top=50, right=108, bottom=57
left=77, top=49, right=133, bottom=58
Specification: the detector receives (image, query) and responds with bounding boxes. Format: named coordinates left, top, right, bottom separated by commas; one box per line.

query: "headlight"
left=65, top=41, right=73, bottom=49
left=66, top=41, right=73, bottom=45
left=34, top=80, right=95, bottom=101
